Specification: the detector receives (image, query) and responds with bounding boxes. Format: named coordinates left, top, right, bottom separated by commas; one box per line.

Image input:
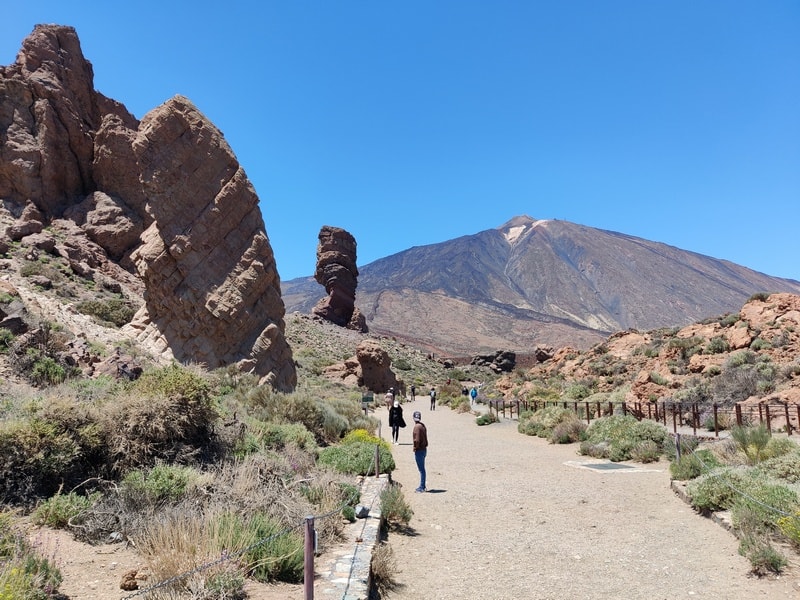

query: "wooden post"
left=692, top=403, right=697, bottom=436
left=675, top=433, right=682, bottom=463
left=608, top=401, right=613, bottom=417
left=304, top=516, right=315, bottom=600
left=765, top=404, right=772, bottom=433
left=735, top=403, right=742, bottom=427
left=586, top=403, right=591, bottom=425
left=374, top=444, right=380, bottom=478
left=672, top=403, right=677, bottom=434
left=784, top=404, right=792, bottom=436
left=622, top=402, right=627, bottom=416
left=713, top=403, right=719, bottom=437
left=596, top=401, right=601, bottom=421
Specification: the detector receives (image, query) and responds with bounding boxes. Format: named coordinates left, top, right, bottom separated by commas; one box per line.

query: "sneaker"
left=414, top=487, right=426, bottom=493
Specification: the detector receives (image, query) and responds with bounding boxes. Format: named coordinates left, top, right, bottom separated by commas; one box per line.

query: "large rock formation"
left=323, top=339, right=399, bottom=392
left=312, top=226, right=367, bottom=332
left=0, top=25, right=296, bottom=390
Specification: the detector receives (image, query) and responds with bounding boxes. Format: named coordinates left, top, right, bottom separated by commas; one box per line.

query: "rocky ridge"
left=494, top=292, right=800, bottom=429
left=1, top=25, right=294, bottom=389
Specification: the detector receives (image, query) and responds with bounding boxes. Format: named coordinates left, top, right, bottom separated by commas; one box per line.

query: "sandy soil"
left=29, top=398, right=800, bottom=599
left=382, top=397, right=800, bottom=600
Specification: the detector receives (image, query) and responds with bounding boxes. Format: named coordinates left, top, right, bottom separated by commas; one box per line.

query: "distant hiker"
left=385, top=389, right=394, bottom=410
left=461, top=386, right=468, bottom=397
left=412, top=411, right=428, bottom=492
left=470, top=386, right=478, bottom=405
left=410, top=385, right=416, bottom=401
left=389, top=400, right=406, bottom=444
left=429, top=387, right=437, bottom=411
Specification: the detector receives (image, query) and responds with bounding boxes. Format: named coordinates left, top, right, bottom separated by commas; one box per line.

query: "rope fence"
left=485, top=398, right=800, bottom=437
left=122, top=445, right=384, bottom=600
left=676, top=434, right=800, bottom=523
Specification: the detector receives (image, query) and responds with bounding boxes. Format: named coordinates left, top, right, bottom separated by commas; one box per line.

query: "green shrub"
left=213, top=511, right=304, bottom=582
left=318, top=442, right=395, bottom=475
left=75, top=298, right=135, bottom=327
left=747, top=292, right=771, bottom=303
left=757, top=447, right=800, bottom=483
left=518, top=406, right=577, bottom=438
left=730, top=425, right=771, bottom=465
left=649, top=372, right=669, bottom=386
left=235, top=421, right=317, bottom=458
left=726, top=351, right=756, bottom=369
left=393, top=358, right=412, bottom=371
left=31, top=356, right=68, bottom=386
left=750, top=337, right=771, bottom=351
left=669, top=448, right=721, bottom=481
left=121, top=464, right=198, bottom=507
left=32, top=491, right=99, bottom=528
left=0, top=512, right=63, bottom=597
left=476, top=412, right=497, bottom=426
left=565, top=383, right=592, bottom=400
left=132, top=363, right=211, bottom=404
left=0, top=328, right=13, bottom=353
left=380, top=483, right=413, bottom=528
left=719, top=313, right=740, bottom=327
left=579, top=415, right=668, bottom=462
left=549, top=419, right=587, bottom=444
left=686, top=467, right=749, bottom=512
left=738, top=529, right=787, bottom=575
left=705, top=336, right=730, bottom=354
left=630, top=440, right=661, bottom=463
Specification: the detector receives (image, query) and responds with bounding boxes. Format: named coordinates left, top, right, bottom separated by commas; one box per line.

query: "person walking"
left=384, top=388, right=394, bottom=410
left=388, top=400, right=405, bottom=444
left=429, top=387, right=436, bottom=411
left=410, top=384, right=416, bottom=401
left=412, top=411, right=428, bottom=492
left=470, top=386, right=478, bottom=405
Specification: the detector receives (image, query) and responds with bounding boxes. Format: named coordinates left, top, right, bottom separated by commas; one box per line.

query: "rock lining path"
left=380, top=397, right=800, bottom=599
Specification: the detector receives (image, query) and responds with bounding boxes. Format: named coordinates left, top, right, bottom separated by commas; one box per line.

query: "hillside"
left=283, top=216, right=800, bottom=357
left=490, top=292, right=800, bottom=431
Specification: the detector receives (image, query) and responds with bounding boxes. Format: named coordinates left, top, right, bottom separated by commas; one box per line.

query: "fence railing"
left=486, top=398, right=800, bottom=437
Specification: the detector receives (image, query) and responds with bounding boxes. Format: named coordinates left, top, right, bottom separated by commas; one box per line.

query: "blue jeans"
left=414, top=449, right=427, bottom=490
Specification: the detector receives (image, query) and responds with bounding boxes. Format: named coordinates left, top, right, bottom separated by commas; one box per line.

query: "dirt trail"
left=381, top=397, right=800, bottom=600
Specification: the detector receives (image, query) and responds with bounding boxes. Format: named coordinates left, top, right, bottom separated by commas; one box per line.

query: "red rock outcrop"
left=312, top=226, right=367, bottom=332
left=323, top=339, right=398, bottom=392
left=1, top=25, right=295, bottom=390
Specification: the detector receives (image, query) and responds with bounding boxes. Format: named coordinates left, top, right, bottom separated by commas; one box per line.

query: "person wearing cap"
left=388, top=399, right=405, bottom=444
left=412, top=411, right=428, bottom=492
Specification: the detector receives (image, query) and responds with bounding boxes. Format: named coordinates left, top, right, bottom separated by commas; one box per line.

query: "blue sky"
left=4, top=2, right=799, bottom=281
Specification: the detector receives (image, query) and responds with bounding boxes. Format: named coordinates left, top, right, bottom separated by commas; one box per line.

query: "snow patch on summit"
left=503, top=219, right=549, bottom=244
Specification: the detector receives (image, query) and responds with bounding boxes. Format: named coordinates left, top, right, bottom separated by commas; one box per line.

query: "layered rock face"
left=1, top=25, right=296, bottom=390
left=312, top=225, right=367, bottom=332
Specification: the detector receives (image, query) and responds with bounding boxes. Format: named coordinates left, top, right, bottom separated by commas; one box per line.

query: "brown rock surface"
left=1, top=25, right=296, bottom=390
left=323, top=338, right=398, bottom=393
left=312, top=225, right=367, bottom=332
left=126, top=96, right=295, bottom=390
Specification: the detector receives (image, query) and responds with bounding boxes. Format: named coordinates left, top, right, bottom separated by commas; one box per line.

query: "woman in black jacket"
left=388, top=400, right=405, bottom=444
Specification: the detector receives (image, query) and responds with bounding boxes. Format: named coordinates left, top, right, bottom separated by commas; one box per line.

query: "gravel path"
left=381, top=397, right=800, bottom=600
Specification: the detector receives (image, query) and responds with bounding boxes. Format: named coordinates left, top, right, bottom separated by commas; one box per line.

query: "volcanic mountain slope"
left=283, top=216, right=800, bottom=357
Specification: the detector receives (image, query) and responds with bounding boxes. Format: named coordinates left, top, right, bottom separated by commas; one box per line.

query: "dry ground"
left=28, top=399, right=800, bottom=599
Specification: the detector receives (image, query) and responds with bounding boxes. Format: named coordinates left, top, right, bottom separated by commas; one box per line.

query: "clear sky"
left=4, top=2, right=799, bottom=282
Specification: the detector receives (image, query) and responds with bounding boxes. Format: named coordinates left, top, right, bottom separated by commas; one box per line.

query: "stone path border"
left=317, top=474, right=389, bottom=599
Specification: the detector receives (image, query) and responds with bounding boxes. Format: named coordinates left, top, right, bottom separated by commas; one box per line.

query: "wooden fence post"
left=765, top=404, right=772, bottom=433
left=304, top=516, right=315, bottom=600
left=713, top=403, right=719, bottom=437
left=784, top=404, right=792, bottom=436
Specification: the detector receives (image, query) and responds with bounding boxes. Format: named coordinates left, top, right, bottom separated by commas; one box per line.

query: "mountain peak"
left=497, top=215, right=549, bottom=244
